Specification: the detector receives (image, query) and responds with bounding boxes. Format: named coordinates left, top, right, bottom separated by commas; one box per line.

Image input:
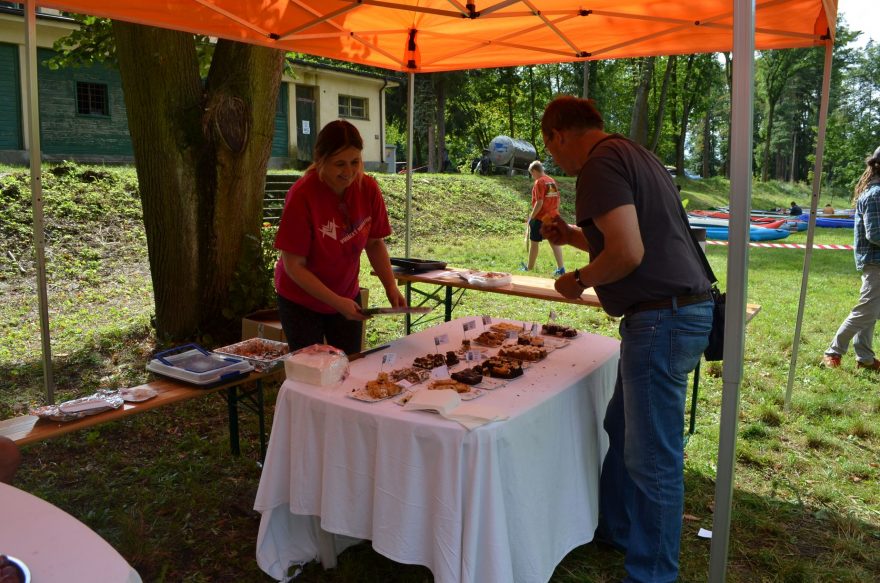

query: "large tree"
left=55, top=19, right=284, bottom=340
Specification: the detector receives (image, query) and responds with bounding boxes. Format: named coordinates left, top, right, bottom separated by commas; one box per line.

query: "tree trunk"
left=436, top=76, right=447, bottom=171
left=583, top=61, right=590, bottom=99
left=761, top=101, right=775, bottom=182
left=629, top=57, right=654, bottom=146
left=113, top=22, right=284, bottom=340
left=702, top=109, right=711, bottom=178
left=649, top=56, right=674, bottom=153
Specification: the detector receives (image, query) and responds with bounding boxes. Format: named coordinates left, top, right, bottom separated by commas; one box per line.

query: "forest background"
left=39, top=11, right=879, bottom=343
left=377, top=15, right=877, bottom=196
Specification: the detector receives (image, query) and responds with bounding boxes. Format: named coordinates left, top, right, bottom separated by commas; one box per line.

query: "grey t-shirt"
left=575, top=135, right=709, bottom=317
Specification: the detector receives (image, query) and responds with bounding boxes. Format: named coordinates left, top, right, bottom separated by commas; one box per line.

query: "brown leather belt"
left=623, top=292, right=712, bottom=317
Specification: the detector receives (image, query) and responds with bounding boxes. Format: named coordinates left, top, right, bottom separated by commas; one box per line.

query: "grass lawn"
left=1, top=164, right=878, bottom=582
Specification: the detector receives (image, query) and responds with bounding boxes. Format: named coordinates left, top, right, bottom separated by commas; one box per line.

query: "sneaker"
left=519, top=262, right=529, bottom=272
left=553, top=267, right=566, bottom=277
left=857, top=359, right=880, bottom=371
left=821, top=354, right=841, bottom=368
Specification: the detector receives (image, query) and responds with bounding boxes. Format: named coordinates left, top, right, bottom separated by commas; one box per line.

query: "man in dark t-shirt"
left=540, top=95, right=712, bottom=583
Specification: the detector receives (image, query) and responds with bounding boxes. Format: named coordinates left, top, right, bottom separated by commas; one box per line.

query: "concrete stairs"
left=263, top=173, right=298, bottom=224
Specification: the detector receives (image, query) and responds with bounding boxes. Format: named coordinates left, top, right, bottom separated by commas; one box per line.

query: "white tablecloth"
left=254, top=317, right=620, bottom=583
left=0, top=482, right=142, bottom=583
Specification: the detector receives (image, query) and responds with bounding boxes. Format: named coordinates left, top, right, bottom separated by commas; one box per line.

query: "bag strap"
left=676, top=204, right=718, bottom=285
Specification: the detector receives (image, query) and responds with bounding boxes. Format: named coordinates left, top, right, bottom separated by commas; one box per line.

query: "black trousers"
left=277, top=293, right=364, bottom=355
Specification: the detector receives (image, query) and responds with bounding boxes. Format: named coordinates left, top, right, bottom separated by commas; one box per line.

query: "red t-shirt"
left=274, top=171, right=392, bottom=313
left=531, top=175, right=560, bottom=220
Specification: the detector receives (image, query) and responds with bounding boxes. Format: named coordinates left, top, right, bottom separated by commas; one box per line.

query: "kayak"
left=703, top=225, right=791, bottom=241
left=798, top=213, right=854, bottom=228
left=689, top=210, right=806, bottom=231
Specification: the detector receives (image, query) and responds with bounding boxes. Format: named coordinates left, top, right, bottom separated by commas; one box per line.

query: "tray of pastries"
left=541, top=323, right=578, bottom=338
left=498, top=344, right=548, bottom=362
left=476, top=355, right=524, bottom=379
left=413, top=351, right=459, bottom=369
left=348, top=373, right=405, bottom=402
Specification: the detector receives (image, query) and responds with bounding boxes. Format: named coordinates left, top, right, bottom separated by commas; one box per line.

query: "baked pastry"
left=474, top=330, right=506, bottom=347
left=490, top=322, right=523, bottom=333
left=499, top=344, right=547, bottom=361
left=365, top=372, right=403, bottom=399
left=451, top=367, right=483, bottom=385
left=445, top=351, right=459, bottom=366
left=428, top=378, right=472, bottom=393
left=413, top=353, right=447, bottom=369
left=389, top=366, right=430, bottom=384
left=542, top=323, right=578, bottom=338
left=517, top=333, right=545, bottom=347
left=478, top=355, right=524, bottom=379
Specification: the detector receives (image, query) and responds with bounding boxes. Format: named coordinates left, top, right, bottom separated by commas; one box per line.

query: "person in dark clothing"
left=540, top=95, right=712, bottom=583
left=471, top=149, right=491, bottom=175
left=789, top=201, right=803, bottom=216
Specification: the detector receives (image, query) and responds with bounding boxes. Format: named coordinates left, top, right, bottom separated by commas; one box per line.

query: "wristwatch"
left=573, top=267, right=587, bottom=289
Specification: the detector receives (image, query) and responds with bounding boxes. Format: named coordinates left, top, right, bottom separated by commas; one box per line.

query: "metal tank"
left=487, top=135, right=537, bottom=170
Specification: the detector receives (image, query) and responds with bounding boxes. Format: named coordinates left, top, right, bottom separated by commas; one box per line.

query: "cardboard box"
left=242, top=288, right=369, bottom=350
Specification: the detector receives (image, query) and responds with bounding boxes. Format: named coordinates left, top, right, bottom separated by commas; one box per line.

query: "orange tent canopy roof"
left=41, top=0, right=837, bottom=72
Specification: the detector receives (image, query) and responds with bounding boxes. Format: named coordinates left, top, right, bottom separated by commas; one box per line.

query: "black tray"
left=390, top=257, right=448, bottom=271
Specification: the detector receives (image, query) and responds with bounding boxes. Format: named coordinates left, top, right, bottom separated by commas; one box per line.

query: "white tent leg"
left=785, top=41, right=834, bottom=409
left=405, top=71, right=414, bottom=257
left=24, top=0, right=55, bottom=403
left=708, top=0, right=754, bottom=578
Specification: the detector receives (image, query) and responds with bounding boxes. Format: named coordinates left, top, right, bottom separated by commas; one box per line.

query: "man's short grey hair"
left=529, top=160, right=544, bottom=173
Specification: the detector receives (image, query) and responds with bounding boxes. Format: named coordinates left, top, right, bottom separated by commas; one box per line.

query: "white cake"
left=284, top=344, right=349, bottom=386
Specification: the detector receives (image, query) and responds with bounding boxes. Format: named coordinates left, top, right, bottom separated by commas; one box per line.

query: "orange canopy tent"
left=42, top=0, right=834, bottom=71
left=20, top=0, right=838, bottom=580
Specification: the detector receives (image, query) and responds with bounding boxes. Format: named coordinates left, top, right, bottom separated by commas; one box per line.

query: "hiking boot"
left=553, top=267, right=566, bottom=278
left=857, top=359, right=880, bottom=371
left=821, top=354, right=841, bottom=368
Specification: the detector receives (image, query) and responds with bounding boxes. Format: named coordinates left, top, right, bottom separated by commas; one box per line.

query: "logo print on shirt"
left=319, top=219, right=342, bottom=240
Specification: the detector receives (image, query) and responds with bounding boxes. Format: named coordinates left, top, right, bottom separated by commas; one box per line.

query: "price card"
left=531, top=322, right=539, bottom=335
left=382, top=352, right=397, bottom=366
left=434, top=333, right=449, bottom=347
left=506, top=330, right=519, bottom=340
left=430, top=365, right=450, bottom=379
left=549, top=309, right=558, bottom=321
left=482, top=315, right=492, bottom=327
left=462, top=320, right=477, bottom=333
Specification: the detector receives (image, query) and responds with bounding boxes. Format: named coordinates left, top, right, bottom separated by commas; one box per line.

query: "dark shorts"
left=277, top=292, right=364, bottom=355
left=528, top=218, right=545, bottom=242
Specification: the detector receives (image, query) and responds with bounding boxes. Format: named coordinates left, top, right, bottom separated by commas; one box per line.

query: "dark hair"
left=541, top=96, right=604, bottom=136
left=309, top=120, right=364, bottom=175
left=854, top=145, right=880, bottom=201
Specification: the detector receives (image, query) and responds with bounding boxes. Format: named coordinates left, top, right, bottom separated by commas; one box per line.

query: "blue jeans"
left=598, top=299, right=712, bottom=583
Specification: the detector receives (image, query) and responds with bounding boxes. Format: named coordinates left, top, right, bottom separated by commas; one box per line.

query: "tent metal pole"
left=405, top=71, right=414, bottom=258
left=785, top=40, right=834, bottom=409
left=24, top=0, right=55, bottom=403
left=708, top=0, right=754, bottom=578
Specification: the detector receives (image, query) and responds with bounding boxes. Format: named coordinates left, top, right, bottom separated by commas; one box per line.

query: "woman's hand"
left=386, top=286, right=407, bottom=308
left=334, top=297, right=369, bottom=321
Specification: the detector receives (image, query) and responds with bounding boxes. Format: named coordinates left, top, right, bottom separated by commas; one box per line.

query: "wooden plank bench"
left=0, top=369, right=281, bottom=460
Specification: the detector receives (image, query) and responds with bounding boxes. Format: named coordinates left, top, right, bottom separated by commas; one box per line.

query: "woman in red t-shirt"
left=274, top=120, right=406, bottom=354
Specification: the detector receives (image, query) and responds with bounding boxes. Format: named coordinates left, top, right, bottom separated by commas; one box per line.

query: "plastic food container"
left=214, top=337, right=291, bottom=372
left=146, top=344, right=253, bottom=386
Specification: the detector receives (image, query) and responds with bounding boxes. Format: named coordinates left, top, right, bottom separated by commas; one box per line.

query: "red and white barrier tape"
left=707, top=240, right=852, bottom=250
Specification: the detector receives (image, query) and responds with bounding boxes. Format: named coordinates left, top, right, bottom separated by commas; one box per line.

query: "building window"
left=338, top=95, right=368, bottom=120
left=76, top=82, right=109, bottom=116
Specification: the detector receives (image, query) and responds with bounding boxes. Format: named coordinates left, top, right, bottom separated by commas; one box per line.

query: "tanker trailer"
left=487, top=135, right=538, bottom=175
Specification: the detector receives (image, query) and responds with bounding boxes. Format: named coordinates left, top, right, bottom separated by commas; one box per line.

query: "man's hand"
left=540, top=215, right=570, bottom=246
left=555, top=272, right=585, bottom=299
left=335, top=297, right=368, bottom=321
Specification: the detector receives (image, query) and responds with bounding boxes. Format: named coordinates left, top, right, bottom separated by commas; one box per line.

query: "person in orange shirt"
left=522, top=160, right=566, bottom=276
